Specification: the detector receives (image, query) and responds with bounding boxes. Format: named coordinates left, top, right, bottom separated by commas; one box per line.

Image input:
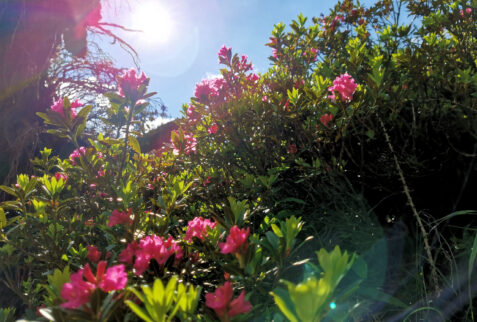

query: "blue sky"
left=99, top=0, right=344, bottom=120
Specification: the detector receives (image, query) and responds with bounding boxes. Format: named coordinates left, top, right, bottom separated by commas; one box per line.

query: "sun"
left=131, top=2, right=174, bottom=44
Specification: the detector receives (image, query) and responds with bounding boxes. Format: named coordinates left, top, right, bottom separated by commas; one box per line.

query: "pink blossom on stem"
left=236, top=55, right=253, bottom=71
left=208, top=123, right=219, bottom=134
left=118, top=68, right=148, bottom=98
left=132, top=235, right=183, bottom=275
left=60, top=269, right=95, bottom=309
left=185, top=217, right=217, bottom=242
left=54, top=172, right=68, bottom=182
left=87, top=245, right=101, bottom=263
left=194, top=78, right=222, bottom=103
left=184, top=133, right=197, bottom=155
left=98, top=264, right=128, bottom=292
left=69, top=147, right=86, bottom=165
left=310, top=48, right=318, bottom=61
left=97, top=168, right=105, bottom=177
left=320, top=113, right=334, bottom=127
left=187, top=104, right=200, bottom=123
left=50, top=98, right=82, bottom=118
left=328, top=73, right=358, bottom=102
left=60, top=261, right=128, bottom=308
left=218, top=45, right=232, bottom=65
left=108, top=209, right=133, bottom=227
left=205, top=282, right=252, bottom=320
left=120, top=241, right=139, bottom=264
left=79, top=261, right=128, bottom=293
left=219, top=226, right=250, bottom=255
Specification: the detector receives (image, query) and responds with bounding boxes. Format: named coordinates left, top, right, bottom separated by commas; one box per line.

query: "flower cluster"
left=50, top=98, right=82, bottom=119
left=108, top=209, right=133, bottom=227
left=194, top=78, right=225, bottom=104
left=320, top=113, right=334, bottom=127
left=328, top=73, right=358, bottom=102
left=61, top=261, right=127, bottom=309
left=207, top=122, right=219, bottom=134
left=87, top=245, right=101, bottom=263
left=218, top=45, right=232, bottom=65
left=205, top=282, right=252, bottom=321
left=323, top=15, right=344, bottom=32
left=460, top=7, right=472, bottom=19
left=54, top=172, right=67, bottom=182
left=219, top=226, right=249, bottom=255
left=69, top=147, right=86, bottom=165
left=185, top=217, right=217, bottom=242
left=120, top=235, right=183, bottom=275
left=117, top=68, right=148, bottom=99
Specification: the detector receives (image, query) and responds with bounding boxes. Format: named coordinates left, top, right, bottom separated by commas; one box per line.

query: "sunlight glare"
left=131, top=2, right=174, bottom=44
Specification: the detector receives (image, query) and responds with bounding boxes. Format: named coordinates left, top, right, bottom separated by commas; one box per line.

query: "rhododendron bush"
left=1, top=0, right=476, bottom=320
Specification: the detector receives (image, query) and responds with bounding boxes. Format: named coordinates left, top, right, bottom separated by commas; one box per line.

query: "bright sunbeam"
left=131, top=2, right=174, bottom=44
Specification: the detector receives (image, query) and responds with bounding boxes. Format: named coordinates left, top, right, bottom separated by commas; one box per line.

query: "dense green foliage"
left=0, top=0, right=476, bottom=320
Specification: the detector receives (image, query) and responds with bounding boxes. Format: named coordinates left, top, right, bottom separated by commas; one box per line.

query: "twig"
left=378, top=114, right=440, bottom=295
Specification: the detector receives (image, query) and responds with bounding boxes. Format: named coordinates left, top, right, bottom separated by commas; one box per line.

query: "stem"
left=118, top=103, right=135, bottom=177
left=378, top=115, right=440, bottom=294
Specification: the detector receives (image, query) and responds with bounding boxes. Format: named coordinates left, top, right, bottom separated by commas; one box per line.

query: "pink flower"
left=69, top=147, right=86, bottom=165
left=187, top=104, right=200, bottom=123
left=60, top=261, right=128, bottom=308
left=80, top=261, right=128, bottom=293
left=194, top=78, right=222, bottom=103
left=50, top=98, right=65, bottom=117
left=54, top=172, right=68, bottom=182
left=185, top=217, right=217, bottom=242
left=184, top=133, right=197, bottom=155
left=218, top=45, right=232, bottom=65
left=132, top=235, right=183, bottom=275
left=247, top=73, right=259, bottom=83
left=466, top=8, right=472, bottom=14
left=203, top=176, right=212, bottom=186
left=262, top=95, right=269, bottom=103
left=219, top=226, right=250, bottom=255
left=118, top=68, right=148, bottom=98
left=98, top=264, right=128, bottom=292
left=108, top=209, right=133, bottom=227
left=328, top=73, right=358, bottom=102
left=208, top=123, right=219, bottom=134
left=272, top=48, right=278, bottom=59
left=120, top=241, right=139, bottom=264
left=320, top=113, right=334, bottom=127
left=97, top=168, right=105, bottom=177
left=87, top=245, right=101, bottom=263
left=50, top=98, right=82, bottom=118
left=310, top=48, right=318, bottom=61
left=205, top=282, right=252, bottom=320
left=236, top=55, right=253, bottom=72
left=60, top=269, right=95, bottom=309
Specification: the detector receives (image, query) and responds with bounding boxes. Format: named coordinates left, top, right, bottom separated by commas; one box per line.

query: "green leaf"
left=0, top=208, right=6, bottom=229
left=271, top=224, right=283, bottom=238
left=128, top=136, right=141, bottom=155
left=125, top=300, right=154, bottom=322
left=270, top=288, right=299, bottom=322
